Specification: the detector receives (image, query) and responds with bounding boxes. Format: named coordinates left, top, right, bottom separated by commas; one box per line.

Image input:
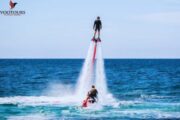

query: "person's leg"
left=94, top=30, right=97, bottom=38
left=91, top=96, right=96, bottom=103
left=88, top=95, right=92, bottom=103
left=98, top=29, right=100, bottom=39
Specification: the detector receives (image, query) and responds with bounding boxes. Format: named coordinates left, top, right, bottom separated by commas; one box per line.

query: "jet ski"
left=82, top=97, right=98, bottom=107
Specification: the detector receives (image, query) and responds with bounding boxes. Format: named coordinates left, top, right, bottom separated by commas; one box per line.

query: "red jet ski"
left=82, top=96, right=97, bottom=107
left=82, top=97, right=89, bottom=107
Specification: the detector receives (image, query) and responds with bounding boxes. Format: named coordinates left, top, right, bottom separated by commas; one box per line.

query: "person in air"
left=87, top=85, right=98, bottom=103
left=93, top=16, right=102, bottom=40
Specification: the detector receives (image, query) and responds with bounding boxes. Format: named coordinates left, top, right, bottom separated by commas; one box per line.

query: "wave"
left=140, top=94, right=176, bottom=99
left=0, top=96, right=119, bottom=107
left=8, top=114, right=55, bottom=120
left=0, top=96, right=179, bottom=107
left=0, top=96, right=77, bottom=106
left=6, top=107, right=180, bottom=119
left=0, top=96, right=179, bottom=119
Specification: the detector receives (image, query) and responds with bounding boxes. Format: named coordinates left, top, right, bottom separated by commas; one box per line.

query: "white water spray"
left=95, top=43, right=116, bottom=105
left=95, top=44, right=108, bottom=102
left=75, top=41, right=116, bottom=105
left=75, top=42, right=94, bottom=100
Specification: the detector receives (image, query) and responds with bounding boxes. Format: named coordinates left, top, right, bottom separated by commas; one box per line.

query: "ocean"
left=0, top=59, right=179, bottom=120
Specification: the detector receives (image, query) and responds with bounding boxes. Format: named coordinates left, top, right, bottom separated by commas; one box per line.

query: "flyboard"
left=82, top=38, right=101, bottom=108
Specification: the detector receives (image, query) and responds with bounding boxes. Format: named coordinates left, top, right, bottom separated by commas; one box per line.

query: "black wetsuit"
left=88, top=88, right=98, bottom=103
left=93, top=20, right=102, bottom=31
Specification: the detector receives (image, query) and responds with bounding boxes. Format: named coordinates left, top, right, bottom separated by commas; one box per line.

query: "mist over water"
left=75, top=42, right=94, bottom=100
left=95, top=43, right=116, bottom=105
left=75, top=42, right=116, bottom=105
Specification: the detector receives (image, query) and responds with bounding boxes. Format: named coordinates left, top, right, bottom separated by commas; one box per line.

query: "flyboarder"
left=93, top=16, right=102, bottom=41
left=82, top=85, right=98, bottom=107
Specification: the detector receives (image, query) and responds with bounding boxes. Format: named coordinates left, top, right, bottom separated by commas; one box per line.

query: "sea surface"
left=0, top=59, right=180, bottom=120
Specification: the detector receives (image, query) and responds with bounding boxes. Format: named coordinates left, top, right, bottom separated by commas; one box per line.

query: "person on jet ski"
left=87, top=85, right=98, bottom=103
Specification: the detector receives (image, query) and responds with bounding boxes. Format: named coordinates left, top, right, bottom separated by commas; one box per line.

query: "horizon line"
left=0, top=58, right=180, bottom=59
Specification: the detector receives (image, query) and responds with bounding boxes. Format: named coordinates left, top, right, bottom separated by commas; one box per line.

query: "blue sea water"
left=0, top=59, right=180, bottom=120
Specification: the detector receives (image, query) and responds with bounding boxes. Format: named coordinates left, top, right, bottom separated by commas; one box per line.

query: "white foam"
left=140, top=94, right=175, bottom=99
left=0, top=96, right=77, bottom=106
left=8, top=114, right=54, bottom=120
left=113, top=110, right=180, bottom=119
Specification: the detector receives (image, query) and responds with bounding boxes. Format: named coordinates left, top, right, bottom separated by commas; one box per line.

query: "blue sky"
left=0, top=0, right=180, bottom=58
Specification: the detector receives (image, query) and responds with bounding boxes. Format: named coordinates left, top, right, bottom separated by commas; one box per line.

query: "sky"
left=0, top=0, right=180, bottom=58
